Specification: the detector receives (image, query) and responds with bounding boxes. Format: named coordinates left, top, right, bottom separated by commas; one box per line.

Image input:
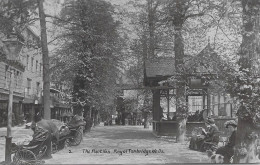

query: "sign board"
left=189, top=79, right=202, bottom=89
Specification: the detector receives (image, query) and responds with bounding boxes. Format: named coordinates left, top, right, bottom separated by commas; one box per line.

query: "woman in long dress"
left=189, top=117, right=219, bottom=151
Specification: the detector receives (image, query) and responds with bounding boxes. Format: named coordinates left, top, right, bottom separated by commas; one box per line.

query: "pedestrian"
left=215, top=120, right=237, bottom=164
left=189, top=117, right=220, bottom=151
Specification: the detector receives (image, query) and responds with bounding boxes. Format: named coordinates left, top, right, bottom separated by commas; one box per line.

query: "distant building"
left=0, top=25, right=72, bottom=126
left=49, top=83, right=72, bottom=122
left=0, top=27, right=43, bottom=126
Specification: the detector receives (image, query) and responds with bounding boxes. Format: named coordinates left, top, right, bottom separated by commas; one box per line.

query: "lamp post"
left=3, top=33, right=23, bottom=163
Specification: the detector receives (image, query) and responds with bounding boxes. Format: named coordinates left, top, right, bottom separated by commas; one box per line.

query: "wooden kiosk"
left=145, top=45, right=236, bottom=137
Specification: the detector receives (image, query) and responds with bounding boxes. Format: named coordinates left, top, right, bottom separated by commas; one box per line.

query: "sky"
left=29, top=0, right=133, bottom=53
left=29, top=0, right=242, bottom=63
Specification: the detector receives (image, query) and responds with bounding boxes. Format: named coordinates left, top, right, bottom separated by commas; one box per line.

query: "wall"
left=0, top=27, right=43, bottom=102
left=19, top=28, right=43, bottom=102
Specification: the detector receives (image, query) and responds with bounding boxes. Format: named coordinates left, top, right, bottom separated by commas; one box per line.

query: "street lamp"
left=3, top=32, right=24, bottom=163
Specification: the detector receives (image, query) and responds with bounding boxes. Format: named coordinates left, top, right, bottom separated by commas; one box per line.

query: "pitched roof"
left=185, top=44, right=221, bottom=74
left=144, top=44, right=221, bottom=79
left=145, top=57, right=175, bottom=78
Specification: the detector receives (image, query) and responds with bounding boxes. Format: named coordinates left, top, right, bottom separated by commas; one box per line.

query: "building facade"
left=0, top=27, right=43, bottom=126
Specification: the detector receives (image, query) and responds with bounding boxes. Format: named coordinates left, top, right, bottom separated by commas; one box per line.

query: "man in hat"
left=215, top=120, right=237, bottom=163
left=189, top=117, right=219, bottom=151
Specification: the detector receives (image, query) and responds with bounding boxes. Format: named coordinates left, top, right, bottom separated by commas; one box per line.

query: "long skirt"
left=189, top=136, right=204, bottom=151
left=216, top=146, right=234, bottom=164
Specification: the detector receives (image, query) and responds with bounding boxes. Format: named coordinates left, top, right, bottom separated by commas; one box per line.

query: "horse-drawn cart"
left=51, top=117, right=85, bottom=153
left=11, top=116, right=85, bottom=164
left=11, top=127, right=49, bottom=165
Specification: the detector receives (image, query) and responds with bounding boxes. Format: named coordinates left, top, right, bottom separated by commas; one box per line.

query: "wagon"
left=51, top=116, right=85, bottom=153
left=11, top=127, right=49, bottom=165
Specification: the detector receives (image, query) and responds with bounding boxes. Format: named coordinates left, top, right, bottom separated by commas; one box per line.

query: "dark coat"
left=204, top=125, right=220, bottom=143
left=189, top=124, right=220, bottom=151
left=216, top=130, right=236, bottom=163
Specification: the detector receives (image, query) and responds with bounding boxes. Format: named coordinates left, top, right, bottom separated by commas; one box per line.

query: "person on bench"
left=189, top=117, right=219, bottom=152
left=215, top=120, right=237, bottom=164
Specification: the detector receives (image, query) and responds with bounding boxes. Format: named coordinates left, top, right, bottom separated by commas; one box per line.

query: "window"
left=5, top=65, right=9, bottom=88
left=27, top=78, right=32, bottom=89
left=40, top=63, right=42, bottom=75
left=15, top=71, right=19, bottom=87
left=36, top=82, right=40, bottom=95
left=31, top=57, right=34, bottom=71
left=25, top=78, right=31, bottom=96
left=26, top=55, right=29, bottom=70
left=36, top=60, right=38, bottom=72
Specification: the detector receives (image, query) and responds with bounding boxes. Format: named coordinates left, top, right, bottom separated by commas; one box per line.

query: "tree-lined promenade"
left=0, top=0, right=260, bottom=164
left=0, top=125, right=209, bottom=164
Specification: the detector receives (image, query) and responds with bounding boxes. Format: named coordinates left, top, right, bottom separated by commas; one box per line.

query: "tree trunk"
left=38, top=0, right=51, bottom=120
left=234, top=0, right=260, bottom=163
left=234, top=109, right=258, bottom=163
left=173, top=1, right=187, bottom=142
left=94, top=110, right=99, bottom=126
left=143, top=111, right=149, bottom=128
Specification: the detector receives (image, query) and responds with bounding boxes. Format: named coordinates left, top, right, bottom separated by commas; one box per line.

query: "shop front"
left=0, top=92, right=24, bottom=127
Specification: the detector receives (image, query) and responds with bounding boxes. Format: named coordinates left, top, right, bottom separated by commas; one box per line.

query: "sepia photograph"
left=0, top=0, right=260, bottom=164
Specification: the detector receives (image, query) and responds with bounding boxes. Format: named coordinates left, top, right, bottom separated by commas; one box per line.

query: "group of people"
left=189, top=117, right=237, bottom=164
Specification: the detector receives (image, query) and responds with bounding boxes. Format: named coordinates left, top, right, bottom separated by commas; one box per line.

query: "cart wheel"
left=37, top=145, right=47, bottom=159
left=13, top=149, right=36, bottom=165
left=77, top=126, right=84, bottom=134
left=70, top=129, right=83, bottom=146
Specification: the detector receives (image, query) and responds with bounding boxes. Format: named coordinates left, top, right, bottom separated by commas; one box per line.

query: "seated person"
left=215, top=120, right=237, bottom=164
left=170, top=112, right=176, bottom=121
left=189, top=117, right=219, bottom=151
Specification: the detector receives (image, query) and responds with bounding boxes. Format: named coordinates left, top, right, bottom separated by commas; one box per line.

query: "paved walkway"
left=46, top=125, right=209, bottom=164
left=0, top=125, right=209, bottom=164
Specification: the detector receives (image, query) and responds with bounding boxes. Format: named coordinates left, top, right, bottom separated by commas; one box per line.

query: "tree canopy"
left=50, top=0, right=125, bottom=113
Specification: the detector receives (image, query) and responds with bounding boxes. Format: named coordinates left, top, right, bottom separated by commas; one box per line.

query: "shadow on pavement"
left=92, top=126, right=162, bottom=140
